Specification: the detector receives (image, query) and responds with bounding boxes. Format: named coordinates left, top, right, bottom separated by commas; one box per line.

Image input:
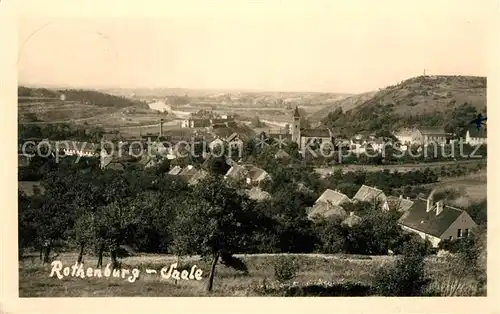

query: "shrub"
left=372, top=239, right=431, bottom=296
left=274, top=256, right=300, bottom=283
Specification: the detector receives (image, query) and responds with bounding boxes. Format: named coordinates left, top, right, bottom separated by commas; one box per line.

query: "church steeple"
left=293, top=106, right=301, bottom=119
left=292, top=106, right=301, bottom=147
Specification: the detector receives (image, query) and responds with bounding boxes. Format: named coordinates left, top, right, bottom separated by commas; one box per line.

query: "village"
left=13, top=2, right=489, bottom=300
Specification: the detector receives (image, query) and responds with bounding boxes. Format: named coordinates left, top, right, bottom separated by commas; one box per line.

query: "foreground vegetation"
left=19, top=240, right=485, bottom=297
left=19, top=150, right=487, bottom=295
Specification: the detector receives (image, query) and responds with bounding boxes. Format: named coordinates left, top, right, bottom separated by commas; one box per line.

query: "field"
left=19, top=252, right=479, bottom=297
left=314, top=159, right=486, bottom=176
left=421, top=170, right=487, bottom=207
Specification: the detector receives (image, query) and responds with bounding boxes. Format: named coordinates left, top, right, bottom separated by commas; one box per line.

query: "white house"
left=398, top=196, right=477, bottom=248
left=465, top=127, right=486, bottom=146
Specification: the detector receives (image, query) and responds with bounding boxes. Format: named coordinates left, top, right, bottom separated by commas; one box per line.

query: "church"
left=291, top=106, right=333, bottom=150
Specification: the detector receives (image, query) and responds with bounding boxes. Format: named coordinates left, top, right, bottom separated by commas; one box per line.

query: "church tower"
left=292, top=106, right=301, bottom=146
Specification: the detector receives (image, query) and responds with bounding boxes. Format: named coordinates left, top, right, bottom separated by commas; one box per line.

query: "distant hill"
left=316, top=75, right=486, bottom=136
left=18, top=86, right=148, bottom=109
left=309, top=91, right=378, bottom=121
left=18, top=86, right=151, bottom=124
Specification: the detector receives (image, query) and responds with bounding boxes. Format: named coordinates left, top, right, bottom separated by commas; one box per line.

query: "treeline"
left=18, top=123, right=106, bottom=143
left=18, top=154, right=487, bottom=291
left=18, top=86, right=148, bottom=109
left=322, top=102, right=485, bottom=138
left=19, top=154, right=487, bottom=256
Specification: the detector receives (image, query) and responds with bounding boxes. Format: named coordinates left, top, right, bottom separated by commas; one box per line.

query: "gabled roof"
left=307, top=201, right=347, bottom=220
left=168, top=165, right=183, bottom=175
left=418, top=128, right=451, bottom=136
left=387, top=196, right=415, bottom=212
left=467, top=127, right=486, bottom=138
left=101, top=156, right=115, bottom=168
left=178, top=165, right=198, bottom=181
left=353, top=185, right=387, bottom=203
left=342, top=213, right=362, bottom=227
left=316, top=189, right=351, bottom=206
left=393, top=128, right=418, bottom=137
left=293, top=106, right=301, bottom=118
left=226, top=132, right=239, bottom=142
left=246, top=187, right=271, bottom=201
left=398, top=199, right=470, bottom=237
left=301, top=128, right=331, bottom=138
left=188, top=169, right=208, bottom=185
left=225, top=164, right=268, bottom=182
left=246, top=165, right=268, bottom=182
left=274, top=149, right=290, bottom=159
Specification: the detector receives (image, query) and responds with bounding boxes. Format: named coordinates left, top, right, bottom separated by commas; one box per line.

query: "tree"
left=172, top=176, right=264, bottom=292
left=372, top=239, right=431, bottom=296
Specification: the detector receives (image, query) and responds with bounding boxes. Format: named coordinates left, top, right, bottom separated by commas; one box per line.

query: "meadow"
left=19, top=252, right=479, bottom=297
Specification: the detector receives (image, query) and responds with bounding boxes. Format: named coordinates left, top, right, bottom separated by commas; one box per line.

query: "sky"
left=17, top=0, right=496, bottom=94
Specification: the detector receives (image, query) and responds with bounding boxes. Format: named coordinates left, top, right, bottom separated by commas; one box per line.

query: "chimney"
left=406, top=196, right=410, bottom=200
left=399, top=195, right=403, bottom=199
left=350, top=211, right=354, bottom=216
left=160, top=119, right=164, bottom=137
left=426, top=197, right=433, bottom=212
left=436, top=201, right=444, bottom=216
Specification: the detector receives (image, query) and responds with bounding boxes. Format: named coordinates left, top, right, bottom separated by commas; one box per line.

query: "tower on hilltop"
left=292, top=106, right=301, bottom=145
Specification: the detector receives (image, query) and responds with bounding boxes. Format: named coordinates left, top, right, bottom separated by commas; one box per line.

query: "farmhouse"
left=100, top=156, right=125, bottom=171
left=393, top=128, right=452, bottom=145
left=398, top=196, right=477, bottom=248
left=352, top=185, right=389, bottom=211
left=419, top=128, right=452, bottom=145
left=224, top=164, right=270, bottom=186
left=393, top=128, right=420, bottom=145
left=387, top=195, right=414, bottom=212
left=274, top=149, right=290, bottom=160
left=465, top=127, right=487, bottom=146
left=57, top=141, right=100, bottom=157
left=342, top=212, right=362, bottom=227
left=307, top=189, right=351, bottom=220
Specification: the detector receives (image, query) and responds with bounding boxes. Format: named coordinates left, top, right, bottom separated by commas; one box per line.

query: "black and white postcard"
left=1, top=0, right=498, bottom=313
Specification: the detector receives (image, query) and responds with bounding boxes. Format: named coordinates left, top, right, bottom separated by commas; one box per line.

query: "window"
left=464, top=229, right=469, bottom=238
left=457, top=229, right=462, bottom=238
left=449, top=236, right=453, bottom=240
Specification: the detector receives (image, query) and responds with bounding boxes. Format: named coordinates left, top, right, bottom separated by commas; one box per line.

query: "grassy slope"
left=310, top=75, right=486, bottom=123
left=19, top=252, right=463, bottom=297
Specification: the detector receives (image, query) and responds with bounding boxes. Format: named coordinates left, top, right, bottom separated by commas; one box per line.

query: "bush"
left=372, top=240, right=431, bottom=296
left=274, top=256, right=300, bottom=283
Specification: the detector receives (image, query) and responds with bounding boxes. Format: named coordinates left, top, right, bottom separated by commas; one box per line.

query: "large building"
left=292, top=106, right=333, bottom=150
left=393, top=127, right=453, bottom=145
left=465, top=127, right=487, bottom=146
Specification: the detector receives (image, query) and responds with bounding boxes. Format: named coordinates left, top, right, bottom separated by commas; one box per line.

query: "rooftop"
left=353, top=185, right=387, bottom=203
left=398, top=198, right=468, bottom=237
left=316, top=189, right=350, bottom=206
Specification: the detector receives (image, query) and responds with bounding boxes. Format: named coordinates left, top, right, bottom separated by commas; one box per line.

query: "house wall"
left=400, top=225, right=442, bottom=247
left=395, top=135, right=413, bottom=144
left=423, top=135, right=447, bottom=145
left=440, top=211, right=477, bottom=241
left=466, top=131, right=487, bottom=146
